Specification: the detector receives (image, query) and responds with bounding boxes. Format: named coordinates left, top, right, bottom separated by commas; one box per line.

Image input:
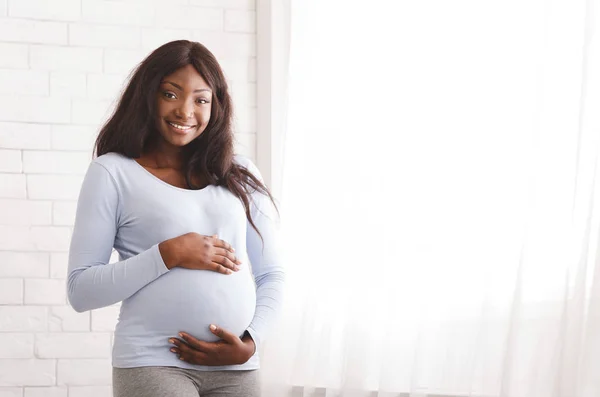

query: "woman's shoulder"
left=92, top=152, right=132, bottom=173
left=86, top=153, right=135, bottom=184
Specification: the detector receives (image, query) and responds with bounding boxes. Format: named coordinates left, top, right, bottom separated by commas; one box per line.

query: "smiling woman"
left=156, top=66, right=212, bottom=145
left=66, top=40, right=284, bottom=397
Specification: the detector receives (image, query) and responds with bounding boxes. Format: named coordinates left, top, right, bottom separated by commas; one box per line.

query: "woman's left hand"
left=169, top=325, right=256, bottom=366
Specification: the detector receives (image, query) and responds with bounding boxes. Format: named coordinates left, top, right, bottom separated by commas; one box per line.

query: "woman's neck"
left=143, top=142, right=186, bottom=170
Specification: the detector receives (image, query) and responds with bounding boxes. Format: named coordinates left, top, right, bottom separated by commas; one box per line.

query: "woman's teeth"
left=168, top=121, right=196, bottom=131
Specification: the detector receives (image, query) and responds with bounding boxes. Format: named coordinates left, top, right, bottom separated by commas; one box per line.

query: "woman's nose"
left=175, top=101, right=194, bottom=119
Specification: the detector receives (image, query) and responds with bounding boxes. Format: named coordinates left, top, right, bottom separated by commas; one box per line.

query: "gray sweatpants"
left=112, top=366, right=261, bottom=397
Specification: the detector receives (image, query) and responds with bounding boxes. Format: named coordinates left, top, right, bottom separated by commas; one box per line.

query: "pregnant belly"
left=116, top=267, right=257, bottom=343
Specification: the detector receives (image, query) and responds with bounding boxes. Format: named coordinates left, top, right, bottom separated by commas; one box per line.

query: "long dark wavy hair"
left=95, top=40, right=276, bottom=238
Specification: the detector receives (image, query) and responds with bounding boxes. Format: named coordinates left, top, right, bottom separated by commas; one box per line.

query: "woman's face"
left=155, top=64, right=212, bottom=149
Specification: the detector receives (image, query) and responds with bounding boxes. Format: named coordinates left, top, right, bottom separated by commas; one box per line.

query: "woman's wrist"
left=241, top=330, right=256, bottom=359
left=159, top=238, right=180, bottom=270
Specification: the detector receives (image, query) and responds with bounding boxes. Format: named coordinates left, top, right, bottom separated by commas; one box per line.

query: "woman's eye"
left=163, top=92, right=176, bottom=99
left=196, top=98, right=210, bottom=104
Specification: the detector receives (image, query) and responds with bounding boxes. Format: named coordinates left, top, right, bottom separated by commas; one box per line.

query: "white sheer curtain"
left=260, top=0, right=600, bottom=396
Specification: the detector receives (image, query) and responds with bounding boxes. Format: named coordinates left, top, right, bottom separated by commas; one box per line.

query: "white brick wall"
left=0, top=359, right=56, bottom=386
left=0, top=123, right=51, bottom=150
left=0, top=150, right=22, bottom=173
left=24, top=387, right=67, bottom=397
left=0, top=43, right=28, bottom=69
left=0, top=18, right=68, bottom=45
left=0, top=388, right=23, bottom=397
left=0, top=0, right=257, bottom=394
left=0, top=334, right=33, bottom=359
left=0, top=280, right=23, bottom=305
left=0, top=252, right=49, bottom=278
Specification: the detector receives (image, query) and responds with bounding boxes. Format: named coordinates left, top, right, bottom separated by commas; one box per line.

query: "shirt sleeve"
left=241, top=159, right=286, bottom=354
left=67, top=161, right=170, bottom=313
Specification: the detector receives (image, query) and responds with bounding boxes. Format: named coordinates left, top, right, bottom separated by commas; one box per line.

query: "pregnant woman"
left=67, top=40, right=284, bottom=397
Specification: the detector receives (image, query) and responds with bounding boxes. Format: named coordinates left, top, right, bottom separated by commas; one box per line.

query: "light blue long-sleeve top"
left=67, top=152, right=284, bottom=370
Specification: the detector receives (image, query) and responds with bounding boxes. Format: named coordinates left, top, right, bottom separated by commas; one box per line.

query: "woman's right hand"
left=158, top=232, right=242, bottom=274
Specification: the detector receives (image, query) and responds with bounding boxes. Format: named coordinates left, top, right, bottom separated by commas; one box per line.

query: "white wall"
left=0, top=0, right=257, bottom=395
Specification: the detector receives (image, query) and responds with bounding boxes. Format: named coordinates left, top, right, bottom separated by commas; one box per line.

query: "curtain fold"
left=260, top=1, right=600, bottom=396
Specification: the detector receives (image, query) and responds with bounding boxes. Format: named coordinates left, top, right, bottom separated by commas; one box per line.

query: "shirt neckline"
left=129, top=158, right=214, bottom=193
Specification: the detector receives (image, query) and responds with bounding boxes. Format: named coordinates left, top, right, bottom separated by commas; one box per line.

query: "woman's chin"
left=159, top=132, right=201, bottom=148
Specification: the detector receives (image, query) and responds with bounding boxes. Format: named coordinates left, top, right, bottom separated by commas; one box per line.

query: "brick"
left=57, top=359, right=111, bottom=386
left=0, top=226, right=30, bottom=250
left=104, top=48, right=145, bottom=74
left=0, top=306, right=47, bottom=332
left=233, top=106, right=256, bottom=133
left=25, top=279, right=67, bottom=305
left=50, top=72, right=86, bottom=98
left=154, top=0, right=188, bottom=4
left=27, top=175, right=83, bottom=200
left=157, top=6, right=223, bottom=30
left=68, top=386, right=111, bottom=397
left=193, top=32, right=256, bottom=59
left=87, top=73, right=128, bottom=101
left=0, top=279, right=23, bottom=305
left=49, top=306, right=89, bottom=332
left=0, top=252, right=49, bottom=278
left=50, top=253, right=68, bottom=279
left=190, top=0, right=255, bottom=8
left=53, top=201, right=77, bottom=226
left=248, top=57, right=256, bottom=81
left=234, top=132, right=255, bottom=158
left=224, top=9, right=255, bottom=33
left=0, top=18, right=67, bottom=45
left=0, top=200, right=52, bottom=225
left=0, top=226, right=70, bottom=252
left=0, top=359, right=55, bottom=386
left=9, top=0, right=80, bottom=21
left=0, top=43, right=28, bottom=69
left=71, top=99, right=115, bottom=126
left=219, top=58, right=255, bottom=82
left=0, top=174, right=26, bottom=198
left=91, top=305, right=120, bottom=331
left=69, top=24, right=141, bottom=49
left=24, top=388, right=67, bottom=397
left=30, top=45, right=102, bottom=72
left=0, top=123, right=51, bottom=150
left=0, top=70, right=48, bottom=96
left=32, top=226, right=72, bottom=252
left=51, top=125, right=98, bottom=151
left=0, top=149, right=21, bottom=173
left=141, top=28, right=192, bottom=51
left=82, top=0, right=155, bottom=26
left=23, top=151, right=91, bottom=175
left=0, top=95, right=70, bottom=123
left=35, top=333, right=111, bottom=358
left=0, top=388, right=22, bottom=397
left=230, top=81, right=256, bottom=107
left=0, top=334, right=34, bottom=359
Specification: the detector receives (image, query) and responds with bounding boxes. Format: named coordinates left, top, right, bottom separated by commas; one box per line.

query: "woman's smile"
left=166, top=120, right=198, bottom=134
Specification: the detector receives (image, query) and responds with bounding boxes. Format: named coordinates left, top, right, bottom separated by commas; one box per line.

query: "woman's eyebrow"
left=162, top=81, right=211, bottom=93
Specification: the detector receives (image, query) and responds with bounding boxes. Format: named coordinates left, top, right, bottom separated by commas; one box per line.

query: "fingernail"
left=179, top=333, right=184, bottom=338
left=235, top=266, right=240, bottom=271
left=170, top=348, right=176, bottom=353
left=210, top=324, right=217, bottom=331
left=227, top=269, right=232, bottom=274
left=168, top=339, right=174, bottom=344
